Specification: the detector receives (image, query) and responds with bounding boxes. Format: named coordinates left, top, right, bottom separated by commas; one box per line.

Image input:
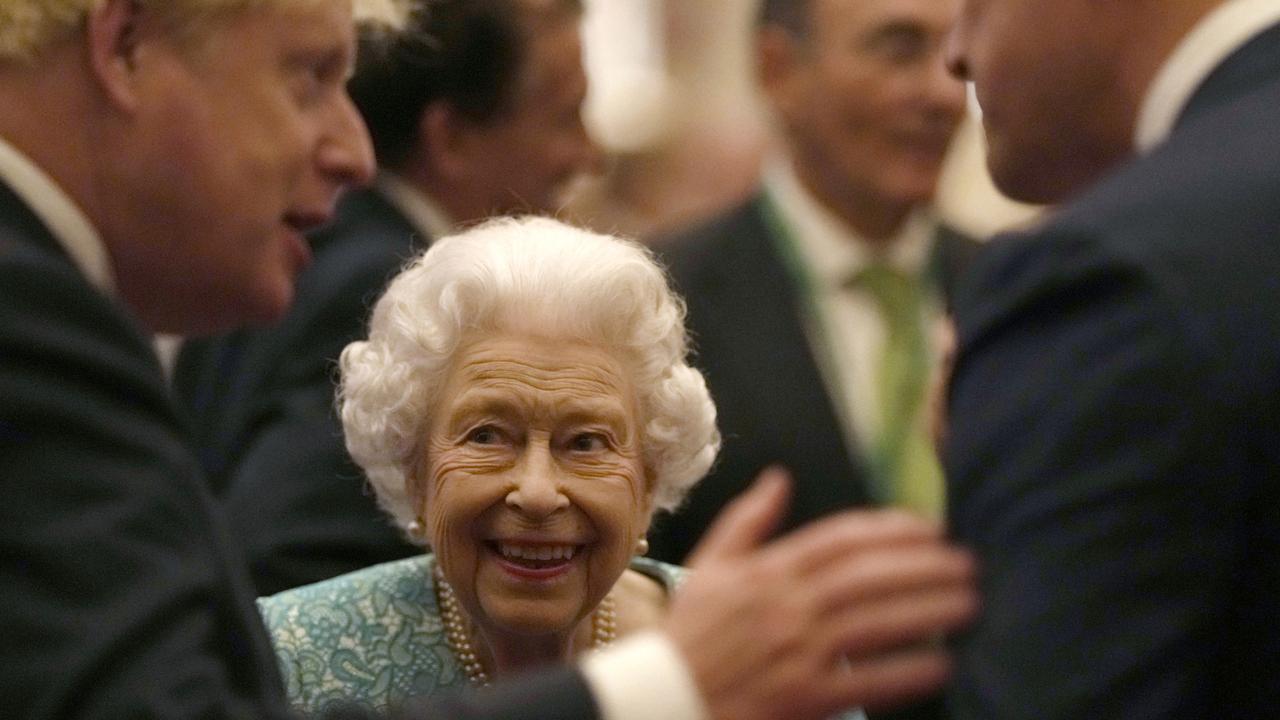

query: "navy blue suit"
left=0, top=180, right=289, bottom=719
left=946, top=22, right=1280, bottom=719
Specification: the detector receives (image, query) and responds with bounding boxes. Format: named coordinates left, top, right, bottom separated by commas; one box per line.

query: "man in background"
left=653, top=6, right=974, bottom=715
left=943, top=0, right=1280, bottom=716
left=173, top=0, right=601, bottom=595
left=653, top=0, right=973, bottom=561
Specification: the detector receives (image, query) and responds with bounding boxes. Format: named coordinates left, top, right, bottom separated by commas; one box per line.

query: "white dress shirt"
left=1135, top=0, right=1280, bottom=152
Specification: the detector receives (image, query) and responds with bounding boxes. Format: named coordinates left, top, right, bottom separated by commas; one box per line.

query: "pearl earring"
left=635, top=537, right=649, bottom=556
left=407, top=519, right=425, bottom=539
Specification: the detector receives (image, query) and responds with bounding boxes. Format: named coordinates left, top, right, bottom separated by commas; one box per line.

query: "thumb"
left=685, top=466, right=791, bottom=568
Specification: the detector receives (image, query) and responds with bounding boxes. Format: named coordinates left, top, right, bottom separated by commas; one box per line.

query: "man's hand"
left=664, top=469, right=978, bottom=720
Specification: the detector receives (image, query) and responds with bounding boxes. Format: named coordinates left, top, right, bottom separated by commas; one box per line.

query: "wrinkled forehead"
left=451, top=333, right=635, bottom=397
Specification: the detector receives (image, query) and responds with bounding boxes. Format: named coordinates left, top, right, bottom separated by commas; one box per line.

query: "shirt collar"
left=0, top=134, right=115, bottom=294
left=763, top=156, right=933, bottom=290
left=375, top=172, right=457, bottom=240
left=1134, top=0, right=1280, bottom=152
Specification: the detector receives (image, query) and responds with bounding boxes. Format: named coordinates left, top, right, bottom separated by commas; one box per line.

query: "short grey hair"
left=0, top=0, right=405, bottom=63
left=339, top=216, right=720, bottom=535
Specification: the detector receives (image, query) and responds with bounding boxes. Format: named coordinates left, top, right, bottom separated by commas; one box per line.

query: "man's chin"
left=240, top=284, right=296, bottom=329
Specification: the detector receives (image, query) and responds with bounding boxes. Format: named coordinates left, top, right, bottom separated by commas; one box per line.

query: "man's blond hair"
left=0, top=0, right=406, bottom=62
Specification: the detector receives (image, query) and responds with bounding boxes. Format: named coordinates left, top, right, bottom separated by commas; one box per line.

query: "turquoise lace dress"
left=258, top=554, right=686, bottom=717
left=260, top=554, right=866, bottom=720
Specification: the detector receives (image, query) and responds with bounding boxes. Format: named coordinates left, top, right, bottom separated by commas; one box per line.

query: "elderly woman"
left=258, top=217, right=719, bottom=714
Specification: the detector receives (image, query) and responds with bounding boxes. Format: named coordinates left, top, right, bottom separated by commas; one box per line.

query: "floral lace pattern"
left=259, top=554, right=686, bottom=716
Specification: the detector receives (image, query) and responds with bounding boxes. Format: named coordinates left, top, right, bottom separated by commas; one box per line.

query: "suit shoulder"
left=656, top=197, right=771, bottom=290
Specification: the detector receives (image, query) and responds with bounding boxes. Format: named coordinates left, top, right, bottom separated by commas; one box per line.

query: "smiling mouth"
left=490, top=541, right=582, bottom=570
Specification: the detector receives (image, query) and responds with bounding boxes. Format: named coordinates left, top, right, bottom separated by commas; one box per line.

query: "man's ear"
left=757, top=25, right=806, bottom=120
left=418, top=101, right=478, bottom=181
left=86, top=0, right=149, bottom=111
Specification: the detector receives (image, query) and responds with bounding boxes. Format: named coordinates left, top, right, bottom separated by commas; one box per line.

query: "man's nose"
left=319, top=92, right=376, bottom=188
left=505, top=447, right=570, bottom=519
left=943, top=24, right=971, bottom=81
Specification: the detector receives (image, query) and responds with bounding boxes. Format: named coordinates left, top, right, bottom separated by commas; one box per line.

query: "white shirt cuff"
left=581, top=631, right=709, bottom=720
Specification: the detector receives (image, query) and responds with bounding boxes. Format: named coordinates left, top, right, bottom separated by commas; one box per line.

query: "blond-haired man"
left=0, top=0, right=375, bottom=716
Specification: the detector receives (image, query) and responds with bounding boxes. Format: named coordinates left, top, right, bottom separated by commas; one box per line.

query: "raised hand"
left=665, top=468, right=978, bottom=720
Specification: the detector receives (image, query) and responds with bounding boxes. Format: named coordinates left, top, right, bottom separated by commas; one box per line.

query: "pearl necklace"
left=433, top=564, right=617, bottom=687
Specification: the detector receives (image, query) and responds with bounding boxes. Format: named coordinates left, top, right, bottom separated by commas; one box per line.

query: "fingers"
left=762, top=508, right=945, bottom=577
left=818, top=648, right=956, bottom=713
left=822, top=581, right=978, bottom=661
left=806, top=539, right=976, bottom=661
left=809, top=542, right=976, bottom=614
left=685, top=466, right=791, bottom=568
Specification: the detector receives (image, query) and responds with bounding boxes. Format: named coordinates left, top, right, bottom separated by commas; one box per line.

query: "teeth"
left=498, top=543, right=577, bottom=561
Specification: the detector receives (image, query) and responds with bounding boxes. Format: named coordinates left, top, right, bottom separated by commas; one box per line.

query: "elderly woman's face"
left=419, top=333, right=651, bottom=639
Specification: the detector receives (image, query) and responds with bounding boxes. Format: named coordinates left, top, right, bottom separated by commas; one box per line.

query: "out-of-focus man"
left=943, top=0, right=1280, bottom=716
left=652, top=0, right=973, bottom=561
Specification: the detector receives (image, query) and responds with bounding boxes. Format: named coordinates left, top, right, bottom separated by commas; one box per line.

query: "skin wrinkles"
left=412, top=333, right=653, bottom=673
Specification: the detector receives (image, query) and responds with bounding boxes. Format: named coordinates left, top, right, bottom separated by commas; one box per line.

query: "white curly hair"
left=338, top=215, right=720, bottom=536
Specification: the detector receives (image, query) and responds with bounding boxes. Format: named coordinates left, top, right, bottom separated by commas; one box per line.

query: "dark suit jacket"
left=0, top=180, right=289, bottom=719
left=174, top=186, right=427, bottom=595
left=650, top=194, right=980, bottom=565
left=945, top=22, right=1280, bottom=719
